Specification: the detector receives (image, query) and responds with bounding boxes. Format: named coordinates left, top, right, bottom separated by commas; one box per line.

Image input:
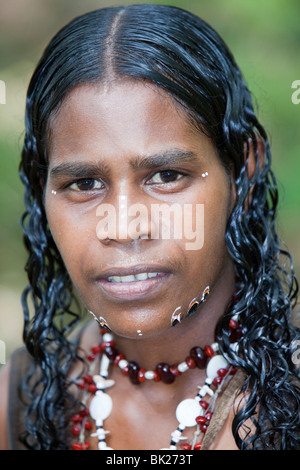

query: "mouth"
left=97, top=265, right=172, bottom=300
left=107, top=272, right=162, bottom=283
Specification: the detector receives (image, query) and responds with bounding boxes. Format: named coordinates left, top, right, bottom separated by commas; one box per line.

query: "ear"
left=243, top=136, right=265, bottom=210
left=229, top=136, right=265, bottom=213
left=244, top=136, right=265, bottom=180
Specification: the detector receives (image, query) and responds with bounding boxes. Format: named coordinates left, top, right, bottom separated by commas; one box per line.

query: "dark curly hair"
left=19, top=4, right=300, bottom=449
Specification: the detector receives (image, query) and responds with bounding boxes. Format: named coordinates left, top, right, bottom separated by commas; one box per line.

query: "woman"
left=0, top=4, right=299, bottom=450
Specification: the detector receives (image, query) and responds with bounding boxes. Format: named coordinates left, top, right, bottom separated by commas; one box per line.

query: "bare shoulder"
left=0, top=362, right=11, bottom=450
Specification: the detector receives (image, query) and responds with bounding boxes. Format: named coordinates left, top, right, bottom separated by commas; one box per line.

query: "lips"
left=97, top=265, right=172, bottom=300
left=98, top=264, right=171, bottom=279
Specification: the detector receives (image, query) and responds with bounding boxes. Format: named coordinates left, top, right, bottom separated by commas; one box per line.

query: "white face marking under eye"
left=201, top=171, right=208, bottom=178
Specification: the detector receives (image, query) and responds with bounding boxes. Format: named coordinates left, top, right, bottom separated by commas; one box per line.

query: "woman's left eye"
left=69, top=178, right=104, bottom=191
left=149, top=170, right=185, bottom=184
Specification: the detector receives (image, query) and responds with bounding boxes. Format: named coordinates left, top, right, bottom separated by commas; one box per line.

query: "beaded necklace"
left=71, top=320, right=241, bottom=450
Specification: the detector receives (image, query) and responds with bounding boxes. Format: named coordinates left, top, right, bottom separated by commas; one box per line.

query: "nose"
left=95, top=195, right=157, bottom=244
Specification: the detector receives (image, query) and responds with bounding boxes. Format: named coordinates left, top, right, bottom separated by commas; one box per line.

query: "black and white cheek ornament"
left=171, top=306, right=183, bottom=327
left=171, top=286, right=210, bottom=327
left=88, top=311, right=112, bottom=331
left=186, top=286, right=210, bottom=319
left=201, top=286, right=210, bottom=303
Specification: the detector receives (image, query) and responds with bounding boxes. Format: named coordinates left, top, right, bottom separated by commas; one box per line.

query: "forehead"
left=47, top=80, right=209, bottom=163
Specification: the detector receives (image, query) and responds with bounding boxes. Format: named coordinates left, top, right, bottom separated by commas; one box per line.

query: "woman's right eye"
left=68, top=178, right=104, bottom=192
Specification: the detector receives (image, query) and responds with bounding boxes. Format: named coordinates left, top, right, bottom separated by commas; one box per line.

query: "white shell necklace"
left=71, top=328, right=239, bottom=451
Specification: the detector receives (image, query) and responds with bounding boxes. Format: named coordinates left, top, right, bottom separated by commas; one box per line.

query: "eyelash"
left=67, top=178, right=104, bottom=192
left=65, top=170, right=187, bottom=192
left=147, top=169, right=186, bottom=185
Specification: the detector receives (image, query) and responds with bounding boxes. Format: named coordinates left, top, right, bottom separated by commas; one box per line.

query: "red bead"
left=71, top=414, right=82, bottom=423
left=217, top=368, right=228, bottom=377
left=200, top=399, right=209, bottom=410
left=181, top=444, right=192, bottom=450
left=72, top=441, right=90, bottom=450
left=190, top=346, right=207, bottom=369
left=170, top=365, right=182, bottom=376
left=114, top=353, right=125, bottom=366
left=83, top=374, right=93, bottom=384
left=72, top=443, right=83, bottom=450
left=91, top=344, right=101, bottom=354
left=229, top=318, right=238, bottom=329
left=72, top=424, right=81, bottom=436
left=213, top=376, right=222, bottom=386
left=196, top=415, right=206, bottom=425
left=205, top=411, right=213, bottom=421
left=185, top=356, right=196, bottom=369
left=87, top=384, right=98, bottom=394
left=153, top=370, right=161, bottom=382
left=200, top=424, right=208, bottom=433
left=80, top=408, right=89, bottom=417
left=138, top=368, right=146, bottom=383
left=122, top=364, right=129, bottom=376
left=229, top=365, right=237, bottom=375
left=194, top=442, right=202, bottom=450
left=87, top=353, right=96, bottom=362
left=156, top=363, right=175, bottom=384
left=204, top=345, right=214, bottom=358
left=84, top=421, right=92, bottom=430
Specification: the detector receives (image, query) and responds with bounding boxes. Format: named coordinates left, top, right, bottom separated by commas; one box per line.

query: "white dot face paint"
left=201, top=171, right=208, bottom=178
left=137, top=330, right=143, bottom=336
left=51, top=190, right=57, bottom=195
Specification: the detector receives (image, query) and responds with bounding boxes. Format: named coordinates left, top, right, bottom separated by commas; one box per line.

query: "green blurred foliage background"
left=0, top=0, right=299, bottom=359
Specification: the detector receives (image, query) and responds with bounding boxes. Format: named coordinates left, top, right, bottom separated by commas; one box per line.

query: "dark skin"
left=0, top=79, right=242, bottom=450
left=45, top=80, right=238, bottom=449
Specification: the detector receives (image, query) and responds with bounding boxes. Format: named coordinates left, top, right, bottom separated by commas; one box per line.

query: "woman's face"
left=45, top=80, right=235, bottom=339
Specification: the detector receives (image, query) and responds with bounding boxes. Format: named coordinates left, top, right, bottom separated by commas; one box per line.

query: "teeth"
left=107, top=272, right=161, bottom=283
left=147, top=272, right=160, bottom=278
left=135, top=273, right=148, bottom=281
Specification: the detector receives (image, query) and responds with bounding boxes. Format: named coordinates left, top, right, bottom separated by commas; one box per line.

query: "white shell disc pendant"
left=175, top=398, right=201, bottom=427
left=206, top=355, right=229, bottom=380
left=89, top=390, right=113, bottom=423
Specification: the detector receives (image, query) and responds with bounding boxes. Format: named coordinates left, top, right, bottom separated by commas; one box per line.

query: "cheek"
left=183, top=186, right=231, bottom=283
left=45, top=197, right=90, bottom=276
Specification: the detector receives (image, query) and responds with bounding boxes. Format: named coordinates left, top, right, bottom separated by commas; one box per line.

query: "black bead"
left=156, top=362, right=175, bottom=384
left=190, top=346, right=207, bottom=369
left=128, top=361, right=140, bottom=385
left=104, top=345, right=118, bottom=360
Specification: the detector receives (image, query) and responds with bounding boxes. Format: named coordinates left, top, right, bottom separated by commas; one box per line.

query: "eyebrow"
left=49, top=148, right=199, bottom=180
left=50, top=160, right=111, bottom=180
left=130, top=149, right=199, bottom=170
